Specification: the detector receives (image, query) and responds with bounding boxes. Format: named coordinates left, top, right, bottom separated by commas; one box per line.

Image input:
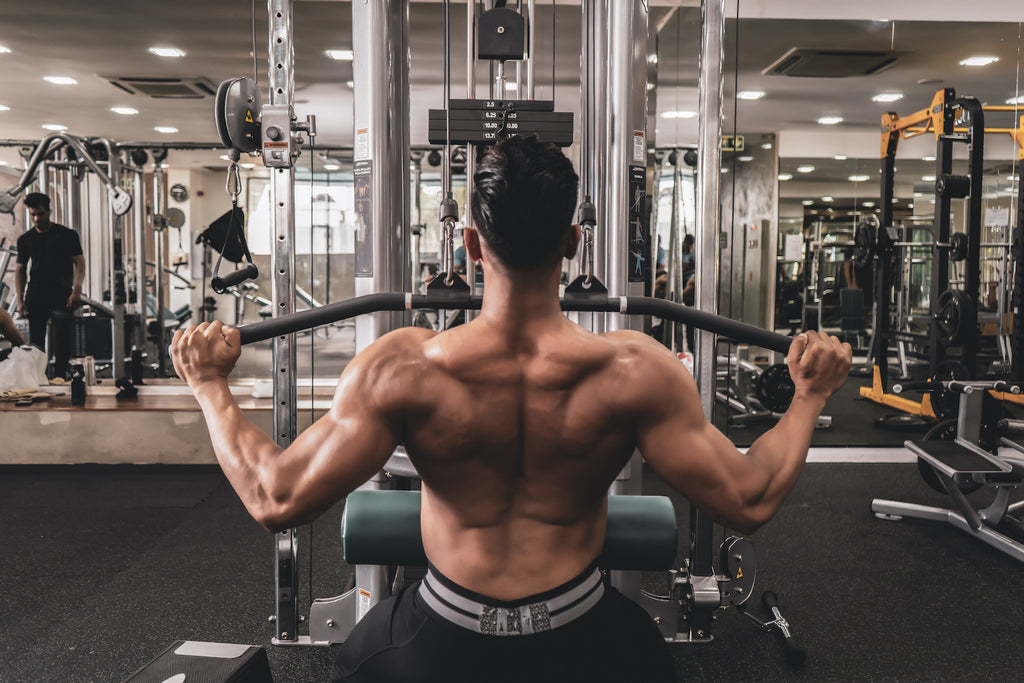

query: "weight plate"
left=935, top=289, right=970, bottom=346
left=949, top=232, right=968, bottom=262
left=874, top=413, right=933, bottom=431
left=854, top=222, right=875, bottom=269
left=755, top=363, right=795, bottom=413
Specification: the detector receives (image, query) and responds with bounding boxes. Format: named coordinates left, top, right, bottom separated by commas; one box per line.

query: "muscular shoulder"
left=335, top=327, right=439, bottom=413
left=599, top=330, right=697, bottom=409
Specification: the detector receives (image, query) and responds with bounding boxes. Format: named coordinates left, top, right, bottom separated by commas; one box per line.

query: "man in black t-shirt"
left=14, top=192, right=86, bottom=379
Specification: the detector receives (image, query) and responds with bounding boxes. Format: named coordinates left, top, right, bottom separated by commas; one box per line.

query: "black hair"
left=24, top=193, right=51, bottom=211
left=470, top=135, right=579, bottom=271
left=682, top=234, right=695, bottom=248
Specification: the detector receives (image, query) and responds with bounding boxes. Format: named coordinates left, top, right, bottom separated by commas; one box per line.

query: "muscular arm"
left=0, top=310, right=25, bottom=346
left=632, top=331, right=850, bottom=533
left=69, top=254, right=85, bottom=308
left=172, top=321, right=422, bottom=531
left=14, top=263, right=27, bottom=315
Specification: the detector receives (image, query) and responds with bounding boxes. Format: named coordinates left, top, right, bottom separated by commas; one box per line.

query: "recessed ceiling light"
left=646, top=82, right=655, bottom=91
left=849, top=175, right=870, bottom=182
left=797, top=165, right=815, bottom=173
left=149, top=47, right=185, bottom=58
left=821, top=196, right=833, bottom=202
left=761, top=142, right=773, bottom=150
left=42, top=124, right=67, bottom=131
left=908, top=203, right=914, bottom=209
left=0, top=45, right=10, bottom=54
left=922, top=175, right=936, bottom=182
left=160, top=163, right=169, bottom=169
left=833, top=155, right=848, bottom=161
left=778, top=173, right=793, bottom=181
left=737, top=90, right=765, bottom=100
left=0, top=160, right=7, bottom=165
left=505, top=82, right=518, bottom=91
left=1007, top=96, right=1024, bottom=105
left=738, top=155, right=754, bottom=162
left=111, top=106, right=139, bottom=115
left=240, top=163, right=255, bottom=169
left=863, top=201, right=876, bottom=207
left=219, top=154, right=231, bottom=161
left=661, top=110, right=697, bottom=119
left=802, top=200, right=814, bottom=205
left=0, top=104, right=9, bottom=111
left=346, top=80, right=354, bottom=88
left=323, top=163, right=341, bottom=171
left=44, top=76, right=77, bottom=85
left=154, top=126, right=178, bottom=134
left=872, top=93, right=904, bottom=103
left=922, top=156, right=936, bottom=161
left=892, top=198, right=900, bottom=203
left=326, top=49, right=354, bottom=61
left=960, top=56, right=998, bottom=67
left=914, top=192, right=925, bottom=197
left=647, top=54, right=658, bottom=64
left=720, top=168, right=729, bottom=173
left=817, top=116, right=843, bottom=125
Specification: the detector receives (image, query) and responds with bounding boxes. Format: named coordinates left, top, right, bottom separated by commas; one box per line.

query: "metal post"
left=152, top=164, right=168, bottom=376
left=268, top=0, right=299, bottom=645
left=688, top=0, right=727, bottom=643
left=526, top=0, right=535, bottom=99
left=132, top=167, right=147, bottom=349
left=352, top=0, right=410, bottom=352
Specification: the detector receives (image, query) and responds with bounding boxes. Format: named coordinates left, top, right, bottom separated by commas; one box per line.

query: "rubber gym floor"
left=4, top=375, right=1024, bottom=682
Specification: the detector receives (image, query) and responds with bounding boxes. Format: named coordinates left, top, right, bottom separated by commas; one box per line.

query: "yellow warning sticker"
left=245, top=110, right=254, bottom=123
left=736, top=567, right=743, bottom=578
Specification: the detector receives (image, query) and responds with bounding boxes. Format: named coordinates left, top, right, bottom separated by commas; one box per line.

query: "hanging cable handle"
left=211, top=159, right=260, bottom=294
left=578, top=196, right=597, bottom=287
left=439, top=194, right=460, bottom=286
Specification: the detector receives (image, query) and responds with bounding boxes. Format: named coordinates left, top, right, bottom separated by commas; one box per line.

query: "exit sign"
left=722, top=135, right=745, bottom=151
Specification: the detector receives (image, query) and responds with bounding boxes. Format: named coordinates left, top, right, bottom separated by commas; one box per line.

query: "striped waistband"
left=418, top=564, right=605, bottom=636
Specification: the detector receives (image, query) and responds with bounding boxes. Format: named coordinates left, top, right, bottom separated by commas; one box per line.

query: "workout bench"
left=307, top=491, right=679, bottom=643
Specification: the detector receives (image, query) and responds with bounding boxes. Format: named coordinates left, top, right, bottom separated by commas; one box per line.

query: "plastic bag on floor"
left=0, top=345, right=49, bottom=393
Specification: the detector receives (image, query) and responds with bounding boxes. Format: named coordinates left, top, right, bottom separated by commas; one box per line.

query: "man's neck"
left=475, top=266, right=566, bottom=336
left=34, top=222, right=52, bottom=233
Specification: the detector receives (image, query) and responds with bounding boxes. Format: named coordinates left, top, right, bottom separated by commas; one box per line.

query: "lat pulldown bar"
left=233, top=292, right=792, bottom=355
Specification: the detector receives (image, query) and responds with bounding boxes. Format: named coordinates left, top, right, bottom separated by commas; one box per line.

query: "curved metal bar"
left=235, top=290, right=792, bottom=354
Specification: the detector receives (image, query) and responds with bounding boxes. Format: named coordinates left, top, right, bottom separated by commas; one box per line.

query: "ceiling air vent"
left=762, top=48, right=906, bottom=78
left=103, top=76, right=217, bottom=98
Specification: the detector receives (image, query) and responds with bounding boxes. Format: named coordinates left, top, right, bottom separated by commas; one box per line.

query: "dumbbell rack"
left=872, top=380, right=1024, bottom=563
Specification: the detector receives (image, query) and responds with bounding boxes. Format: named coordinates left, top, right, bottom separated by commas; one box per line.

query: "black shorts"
left=330, top=564, right=675, bottom=683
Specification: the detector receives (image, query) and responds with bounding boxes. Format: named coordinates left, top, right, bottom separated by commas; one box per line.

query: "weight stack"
left=123, top=641, right=273, bottom=683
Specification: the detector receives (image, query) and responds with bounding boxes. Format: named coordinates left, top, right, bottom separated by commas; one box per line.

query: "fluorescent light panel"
left=661, top=110, right=697, bottom=119
left=326, top=49, right=354, bottom=61
left=149, top=47, right=185, bottom=57
left=872, top=93, right=904, bottom=103
left=797, top=165, right=815, bottom=173
left=111, top=107, right=138, bottom=115
left=817, top=116, right=843, bottom=125
left=154, top=126, right=178, bottom=133
left=737, top=90, right=765, bottom=100
left=44, top=76, right=77, bottom=85
left=960, top=56, right=998, bottom=66
left=42, top=124, right=67, bottom=131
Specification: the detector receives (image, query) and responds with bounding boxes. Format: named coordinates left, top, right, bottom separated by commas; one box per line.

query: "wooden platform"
left=2, top=379, right=332, bottom=465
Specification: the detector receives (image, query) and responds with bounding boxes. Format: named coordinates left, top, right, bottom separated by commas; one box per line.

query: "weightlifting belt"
left=419, top=563, right=604, bottom=636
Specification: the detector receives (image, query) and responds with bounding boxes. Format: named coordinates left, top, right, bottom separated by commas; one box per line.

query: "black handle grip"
left=211, top=263, right=259, bottom=294
left=762, top=591, right=779, bottom=610
left=999, top=418, right=1024, bottom=435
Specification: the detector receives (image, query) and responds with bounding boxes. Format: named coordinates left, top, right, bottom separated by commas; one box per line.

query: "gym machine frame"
left=860, top=89, right=985, bottom=416
left=218, top=0, right=800, bottom=653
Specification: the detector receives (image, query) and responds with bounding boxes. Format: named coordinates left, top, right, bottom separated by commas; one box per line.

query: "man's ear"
left=564, top=224, right=582, bottom=259
left=464, top=227, right=483, bottom=263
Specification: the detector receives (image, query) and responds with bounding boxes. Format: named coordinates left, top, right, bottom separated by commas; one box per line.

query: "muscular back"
left=390, top=318, right=651, bottom=599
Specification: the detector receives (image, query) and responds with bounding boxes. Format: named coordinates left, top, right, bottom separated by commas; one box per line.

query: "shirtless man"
left=171, top=135, right=851, bottom=682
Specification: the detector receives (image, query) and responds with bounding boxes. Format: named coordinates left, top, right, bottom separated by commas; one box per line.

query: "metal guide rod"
left=526, top=0, right=536, bottom=98
left=268, top=0, right=299, bottom=645
left=696, top=0, right=725, bottom=420
left=132, top=168, right=147, bottom=349
left=152, top=164, right=168, bottom=376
